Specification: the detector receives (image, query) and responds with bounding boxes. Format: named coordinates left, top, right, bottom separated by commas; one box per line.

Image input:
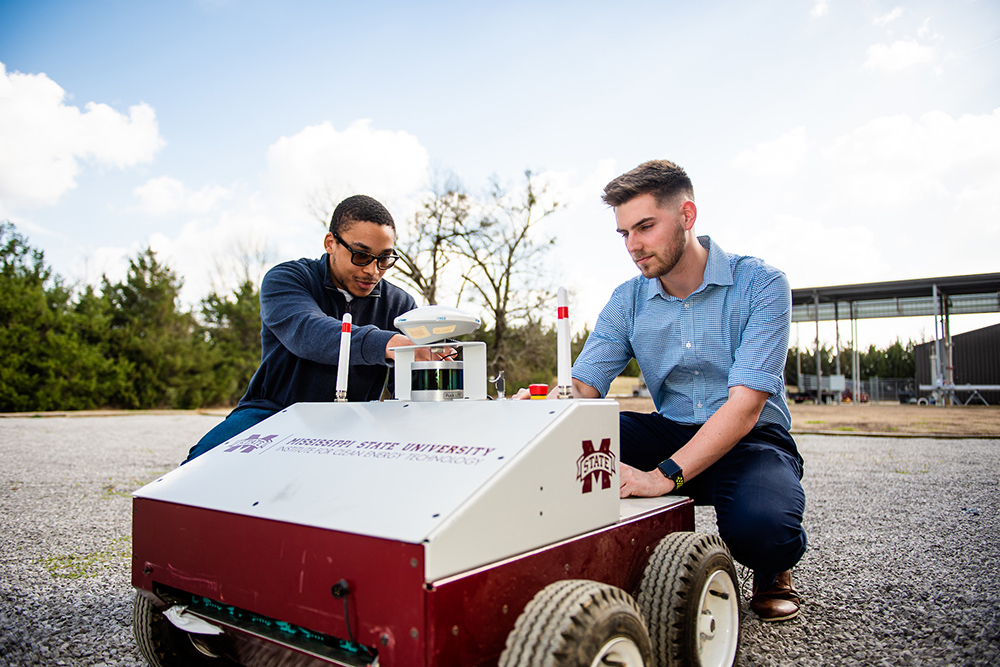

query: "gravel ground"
left=1, top=413, right=998, bottom=666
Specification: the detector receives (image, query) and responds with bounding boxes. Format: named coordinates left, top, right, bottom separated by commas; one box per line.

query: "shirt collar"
left=645, top=235, right=733, bottom=301
left=701, top=236, right=734, bottom=289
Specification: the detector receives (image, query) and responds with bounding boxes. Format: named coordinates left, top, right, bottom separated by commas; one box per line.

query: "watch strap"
left=657, top=458, right=684, bottom=490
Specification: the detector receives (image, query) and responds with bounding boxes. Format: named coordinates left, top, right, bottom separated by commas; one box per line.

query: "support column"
left=944, top=294, right=954, bottom=406
left=834, top=301, right=842, bottom=404
left=796, top=323, right=803, bottom=393
left=852, top=302, right=860, bottom=405
left=814, top=291, right=821, bottom=405
left=932, top=284, right=945, bottom=407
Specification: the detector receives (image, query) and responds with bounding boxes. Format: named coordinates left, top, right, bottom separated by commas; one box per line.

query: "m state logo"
left=576, top=438, right=616, bottom=493
left=223, top=434, right=277, bottom=454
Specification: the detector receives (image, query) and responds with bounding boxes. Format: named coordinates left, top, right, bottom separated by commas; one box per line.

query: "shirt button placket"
left=685, top=299, right=704, bottom=419
left=681, top=299, right=696, bottom=419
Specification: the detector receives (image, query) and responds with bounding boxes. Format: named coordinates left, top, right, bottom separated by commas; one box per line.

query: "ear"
left=323, top=232, right=336, bottom=254
left=680, top=200, right=697, bottom=231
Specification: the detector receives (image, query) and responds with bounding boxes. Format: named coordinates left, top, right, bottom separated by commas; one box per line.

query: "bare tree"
left=307, top=183, right=356, bottom=232
left=393, top=173, right=476, bottom=305
left=308, top=176, right=469, bottom=306
left=210, top=235, right=277, bottom=295
left=302, top=169, right=563, bottom=380
left=452, top=170, right=560, bottom=375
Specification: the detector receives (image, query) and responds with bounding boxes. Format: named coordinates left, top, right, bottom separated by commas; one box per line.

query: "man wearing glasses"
left=185, top=194, right=431, bottom=462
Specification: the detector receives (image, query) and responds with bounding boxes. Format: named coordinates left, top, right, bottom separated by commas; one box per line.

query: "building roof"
left=790, top=272, right=1000, bottom=322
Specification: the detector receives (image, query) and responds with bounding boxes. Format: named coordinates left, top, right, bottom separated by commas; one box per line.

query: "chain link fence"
left=790, top=376, right=918, bottom=404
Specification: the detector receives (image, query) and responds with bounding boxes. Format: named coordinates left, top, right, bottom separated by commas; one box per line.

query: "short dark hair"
left=329, top=195, right=396, bottom=236
left=602, top=160, right=695, bottom=208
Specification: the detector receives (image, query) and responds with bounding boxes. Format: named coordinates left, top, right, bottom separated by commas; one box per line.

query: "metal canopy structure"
left=791, top=272, right=1000, bottom=322
left=789, top=272, right=1000, bottom=405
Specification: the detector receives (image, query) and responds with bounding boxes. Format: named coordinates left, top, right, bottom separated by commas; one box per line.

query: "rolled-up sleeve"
left=728, top=267, right=790, bottom=397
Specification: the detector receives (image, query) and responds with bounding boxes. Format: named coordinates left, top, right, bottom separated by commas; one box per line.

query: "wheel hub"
left=695, top=570, right=739, bottom=667
left=591, top=636, right=645, bottom=667
left=698, top=609, right=717, bottom=640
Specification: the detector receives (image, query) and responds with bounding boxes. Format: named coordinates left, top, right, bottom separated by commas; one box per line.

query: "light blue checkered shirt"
left=573, top=236, right=792, bottom=430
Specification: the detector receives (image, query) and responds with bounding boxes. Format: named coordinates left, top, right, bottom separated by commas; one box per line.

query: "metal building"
left=914, top=323, right=1000, bottom=405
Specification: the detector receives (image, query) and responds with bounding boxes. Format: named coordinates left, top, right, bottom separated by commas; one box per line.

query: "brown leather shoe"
left=750, top=570, right=800, bottom=622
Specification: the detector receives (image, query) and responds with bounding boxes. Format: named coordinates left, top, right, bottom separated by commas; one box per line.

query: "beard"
left=634, top=219, right=686, bottom=279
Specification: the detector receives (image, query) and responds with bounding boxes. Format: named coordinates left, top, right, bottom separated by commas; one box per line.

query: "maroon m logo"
left=576, top=438, right=616, bottom=493
left=223, top=434, right=277, bottom=454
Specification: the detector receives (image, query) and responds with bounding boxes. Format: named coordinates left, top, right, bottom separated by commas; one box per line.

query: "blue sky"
left=1, top=0, right=998, bottom=349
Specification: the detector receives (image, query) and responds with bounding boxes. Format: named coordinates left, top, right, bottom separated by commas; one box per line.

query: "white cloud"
left=0, top=62, right=164, bottom=209
left=75, top=191, right=282, bottom=306
left=79, top=244, right=136, bottom=287
left=717, top=107, right=1000, bottom=285
left=76, top=119, right=435, bottom=308
left=864, top=37, right=936, bottom=72
left=873, top=7, right=904, bottom=26
left=824, top=108, right=1000, bottom=208
left=133, top=176, right=234, bottom=215
left=810, top=0, right=829, bottom=18
left=730, top=214, right=882, bottom=289
left=731, top=127, right=811, bottom=179
left=263, top=119, right=430, bottom=223
left=916, top=17, right=938, bottom=39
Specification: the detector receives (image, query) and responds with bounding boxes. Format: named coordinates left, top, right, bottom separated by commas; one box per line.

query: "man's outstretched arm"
left=618, top=384, right=768, bottom=498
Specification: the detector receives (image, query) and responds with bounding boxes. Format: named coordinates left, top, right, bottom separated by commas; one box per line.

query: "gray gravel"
left=1, top=414, right=998, bottom=666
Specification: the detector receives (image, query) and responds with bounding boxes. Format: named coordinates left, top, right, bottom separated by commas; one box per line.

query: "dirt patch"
left=611, top=396, right=1000, bottom=437
left=787, top=402, right=1000, bottom=437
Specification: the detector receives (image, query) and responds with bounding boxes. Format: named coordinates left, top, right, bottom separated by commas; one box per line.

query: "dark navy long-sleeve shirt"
left=235, top=254, right=417, bottom=412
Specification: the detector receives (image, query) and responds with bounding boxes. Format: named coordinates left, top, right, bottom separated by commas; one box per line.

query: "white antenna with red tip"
left=335, top=313, right=352, bottom=402
left=557, top=287, right=571, bottom=399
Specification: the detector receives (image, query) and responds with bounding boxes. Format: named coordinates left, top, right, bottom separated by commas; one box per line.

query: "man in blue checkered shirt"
left=572, top=160, right=807, bottom=622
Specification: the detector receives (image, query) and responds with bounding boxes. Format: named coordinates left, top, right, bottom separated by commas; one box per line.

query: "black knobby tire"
left=637, top=532, right=740, bottom=667
left=499, top=579, right=652, bottom=667
left=132, top=592, right=228, bottom=667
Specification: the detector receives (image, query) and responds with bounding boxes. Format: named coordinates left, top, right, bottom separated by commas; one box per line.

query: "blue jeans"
left=619, top=412, right=807, bottom=581
left=184, top=407, right=278, bottom=463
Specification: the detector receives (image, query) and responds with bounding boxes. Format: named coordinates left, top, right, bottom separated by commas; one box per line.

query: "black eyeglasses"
left=333, top=234, right=400, bottom=270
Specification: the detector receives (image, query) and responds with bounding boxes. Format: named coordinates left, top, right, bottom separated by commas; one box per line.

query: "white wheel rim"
left=591, top=636, right=645, bottom=667
left=695, top=569, right=739, bottom=667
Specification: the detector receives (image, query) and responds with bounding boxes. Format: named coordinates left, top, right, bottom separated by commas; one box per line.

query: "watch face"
left=658, top=459, right=682, bottom=480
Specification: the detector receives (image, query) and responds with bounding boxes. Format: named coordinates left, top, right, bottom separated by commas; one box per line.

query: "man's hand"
left=385, top=334, right=454, bottom=362
left=619, top=463, right=674, bottom=499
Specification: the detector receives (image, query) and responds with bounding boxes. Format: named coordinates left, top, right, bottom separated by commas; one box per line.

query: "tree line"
left=784, top=340, right=916, bottom=386
left=1, top=222, right=261, bottom=411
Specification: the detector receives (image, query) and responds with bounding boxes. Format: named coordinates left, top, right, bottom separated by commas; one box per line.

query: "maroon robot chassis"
left=131, top=306, right=740, bottom=667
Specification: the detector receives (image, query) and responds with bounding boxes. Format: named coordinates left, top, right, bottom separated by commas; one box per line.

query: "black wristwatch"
left=657, top=458, right=684, bottom=490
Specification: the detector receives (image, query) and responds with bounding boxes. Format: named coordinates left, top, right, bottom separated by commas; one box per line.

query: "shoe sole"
left=755, top=608, right=799, bottom=622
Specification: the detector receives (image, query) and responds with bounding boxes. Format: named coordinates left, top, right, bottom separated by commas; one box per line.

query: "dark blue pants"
left=184, top=407, right=278, bottom=463
left=620, top=411, right=807, bottom=582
